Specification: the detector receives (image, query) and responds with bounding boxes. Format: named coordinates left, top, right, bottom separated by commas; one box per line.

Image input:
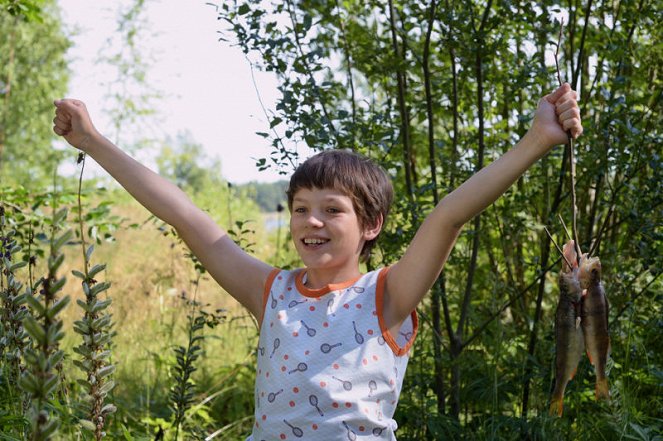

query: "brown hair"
left=286, top=149, right=393, bottom=261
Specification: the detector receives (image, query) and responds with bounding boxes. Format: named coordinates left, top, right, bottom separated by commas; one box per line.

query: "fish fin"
left=586, top=350, right=594, bottom=365
left=595, top=378, right=610, bottom=400
left=549, top=399, right=564, bottom=417
left=570, top=367, right=578, bottom=380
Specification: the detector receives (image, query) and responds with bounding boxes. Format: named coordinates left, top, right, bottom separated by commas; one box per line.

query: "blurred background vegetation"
left=1, top=0, right=661, bottom=440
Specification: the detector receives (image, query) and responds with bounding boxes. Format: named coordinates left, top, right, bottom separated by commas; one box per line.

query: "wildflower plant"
left=0, top=206, right=32, bottom=416
left=19, top=206, right=71, bottom=440
left=72, top=152, right=117, bottom=440
left=168, top=257, right=226, bottom=440
left=71, top=248, right=115, bottom=439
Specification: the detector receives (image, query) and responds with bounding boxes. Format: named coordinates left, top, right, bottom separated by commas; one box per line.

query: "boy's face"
left=290, top=187, right=379, bottom=275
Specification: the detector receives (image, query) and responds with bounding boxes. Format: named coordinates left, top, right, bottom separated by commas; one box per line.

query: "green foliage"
left=0, top=0, right=70, bottom=184
left=19, top=207, right=71, bottom=440
left=168, top=297, right=226, bottom=440
left=216, top=0, right=662, bottom=438
left=72, top=246, right=116, bottom=440
left=156, top=132, right=222, bottom=194
left=1, top=0, right=45, bottom=22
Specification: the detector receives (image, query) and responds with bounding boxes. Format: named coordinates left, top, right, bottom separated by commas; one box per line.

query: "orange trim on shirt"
left=261, top=268, right=281, bottom=323
left=295, top=270, right=363, bottom=298
left=376, top=267, right=419, bottom=357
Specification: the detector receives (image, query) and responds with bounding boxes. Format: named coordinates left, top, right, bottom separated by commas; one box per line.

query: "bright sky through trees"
left=57, top=0, right=307, bottom=183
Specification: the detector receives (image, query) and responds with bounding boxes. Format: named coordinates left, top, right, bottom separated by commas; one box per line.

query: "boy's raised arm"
left=384, top=84, right=583, bottom=330
left=53, top=99, right=274, bottom=322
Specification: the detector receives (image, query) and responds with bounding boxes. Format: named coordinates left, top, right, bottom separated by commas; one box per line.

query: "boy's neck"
left=303, top=267, right=362, bottom=289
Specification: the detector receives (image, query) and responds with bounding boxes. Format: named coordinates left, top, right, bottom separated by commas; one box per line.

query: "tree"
left=0, top=0, right=70, bottom=184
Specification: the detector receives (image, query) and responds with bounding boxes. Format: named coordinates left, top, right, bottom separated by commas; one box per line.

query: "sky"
left=56, top=0, right=310, bottom=183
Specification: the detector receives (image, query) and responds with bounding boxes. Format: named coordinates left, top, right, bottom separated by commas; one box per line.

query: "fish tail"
left=549, top=398, right=564, bottom=417
left=595, top=378, right=610, bottom=400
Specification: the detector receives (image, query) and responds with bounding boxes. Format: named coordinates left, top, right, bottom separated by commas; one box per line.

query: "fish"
left=579, top=255, right=610, bottom=401
left=549, top=240, right=585, bottom=417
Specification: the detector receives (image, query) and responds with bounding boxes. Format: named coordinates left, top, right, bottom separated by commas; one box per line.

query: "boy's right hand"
left=53, top=99, right=100, bottom=152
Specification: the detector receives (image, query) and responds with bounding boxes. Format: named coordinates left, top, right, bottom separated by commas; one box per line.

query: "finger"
left=563, top=118, right=582, bottom=137
left=55, top=98, right=82, bottom=115
left=53, top=120, right=71, bottom=133
left=555, top=90, right=578, bottom=109
left=53, top=125, right=69, bottom=136
left=53, top=115, right=69, bottom=125
left=555, top=97, right=578, bottom=115
left=558, top=107, right=580, bottom=123
left=571, top=123, right=583, bottom=139
left=54, top=106, right=71, bottom=121
left=545, top=83, right=572, bottom=104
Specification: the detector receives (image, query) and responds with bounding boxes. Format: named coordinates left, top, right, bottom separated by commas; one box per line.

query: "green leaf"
left=77, top=379, right=92, bottom=389
left=86, top=244, right=94, bottom=261
left=47, top=295, right=70, bottom=319
left=91, top=298, right=112, bottom=313
left=76, top=299, right=89, bottom=312
left=9, top=261, right=28, bottom=272
left=72, top=269, right=86, bottom=279
left=18, top=372, right=40, bottom=394
left=26, top=293, right=46, bottom=315
left=42, top=373, right=59, bottom=396
left=54, top=208, right=68, bottom=224
left=79, top=419, right=96, bottom=432
left=101, top=404, right=117, bottom=415
left=97, top=364, right=116, bottom=379
left=53, top=229, right=73, bottom=250
left=23, top=316, right=46, bottom=344
left=90, top=282, right=111, bottom=297
left=48, top=253, right=65, bottom=274
left=99, top=380, right=115, bottom=395
left=122, top=424, right=135, bottom=440
left=49, top=276, right=67, bottom=294
left=49, top=350, right=65, bottom=369
left=88, top=263, right=106, bottom=278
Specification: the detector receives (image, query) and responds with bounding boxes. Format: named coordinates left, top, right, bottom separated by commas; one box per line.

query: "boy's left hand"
left=532, top=83, right=583, bottom=147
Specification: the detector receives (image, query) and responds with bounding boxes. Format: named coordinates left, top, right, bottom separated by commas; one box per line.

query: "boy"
left=53, top=83, right=582, bottom=439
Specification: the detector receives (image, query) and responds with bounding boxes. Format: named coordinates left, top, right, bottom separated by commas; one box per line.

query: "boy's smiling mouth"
left=303, top=237, right=329, bottom=246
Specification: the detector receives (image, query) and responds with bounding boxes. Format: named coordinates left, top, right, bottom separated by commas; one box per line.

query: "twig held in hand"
left=554, top=19, right=582, bottom=263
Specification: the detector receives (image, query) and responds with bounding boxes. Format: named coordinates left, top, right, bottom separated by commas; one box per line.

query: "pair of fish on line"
left=551, top=240, right=610, bottom=416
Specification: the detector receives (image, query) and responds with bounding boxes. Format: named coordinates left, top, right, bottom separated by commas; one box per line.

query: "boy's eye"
left=327, top=207, right=340, bottom=214
left=294, top=207, right=306, bottom=213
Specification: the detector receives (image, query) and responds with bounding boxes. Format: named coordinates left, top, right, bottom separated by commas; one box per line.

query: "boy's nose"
left=306, top=213, right=324, bottom=227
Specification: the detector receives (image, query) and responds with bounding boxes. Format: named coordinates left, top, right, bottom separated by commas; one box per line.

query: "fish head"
left=579, top=255, right=602, bottom=289
left=561, top=240, right=578, bottom=273
left=559, top=266, right=581, bottom=300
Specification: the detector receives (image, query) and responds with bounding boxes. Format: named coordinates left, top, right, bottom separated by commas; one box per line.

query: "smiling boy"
left=53, top=83, right=581, bottom=439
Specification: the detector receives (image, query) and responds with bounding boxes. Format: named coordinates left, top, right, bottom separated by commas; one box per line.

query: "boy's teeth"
left=304, top=238, right=327, bottom=244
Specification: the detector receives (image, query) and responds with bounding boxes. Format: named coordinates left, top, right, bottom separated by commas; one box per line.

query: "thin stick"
left=557, top=213, right=576, bottom=249
left=544, top=226, right=573, bottom=270
left=554, top=19, right=582, bottom=264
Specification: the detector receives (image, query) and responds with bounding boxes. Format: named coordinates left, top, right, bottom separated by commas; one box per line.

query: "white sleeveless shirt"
left=247, top=267, right=418, bottom=440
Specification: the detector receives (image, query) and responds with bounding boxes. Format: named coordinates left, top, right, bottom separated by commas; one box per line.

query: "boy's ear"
left=363, top=214, right=383, bottom=241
